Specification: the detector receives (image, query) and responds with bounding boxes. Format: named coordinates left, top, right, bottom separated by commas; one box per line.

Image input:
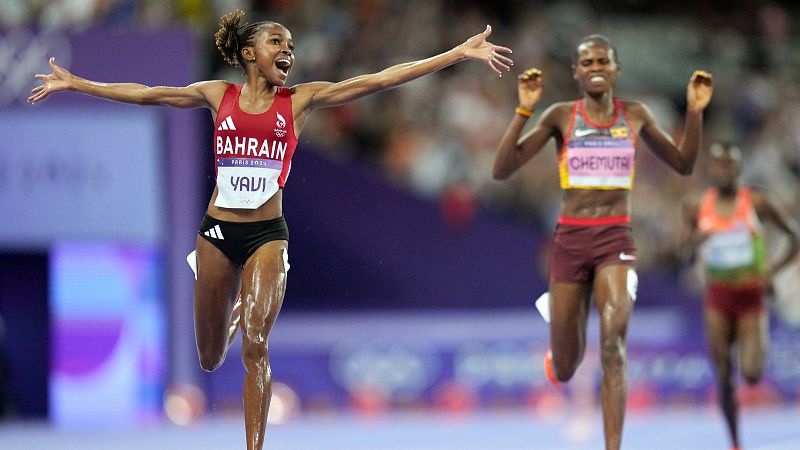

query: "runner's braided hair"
left=215, top=10, right=277, bottom=67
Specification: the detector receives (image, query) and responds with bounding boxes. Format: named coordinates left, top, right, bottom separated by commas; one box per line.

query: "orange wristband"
left=515, top=106, right=533, bottom=117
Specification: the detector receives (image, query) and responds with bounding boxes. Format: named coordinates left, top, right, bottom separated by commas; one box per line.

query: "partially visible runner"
left=29, top=10, right=512, bottom=450
left=493, top=34, right=713, bottom=450
left=682, top=142, right=799, bottom=450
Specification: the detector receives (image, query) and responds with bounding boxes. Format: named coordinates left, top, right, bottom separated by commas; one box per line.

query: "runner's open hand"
left=28, top=57, right=75, bottom=104
left=461, top=25, right=513, bottom=77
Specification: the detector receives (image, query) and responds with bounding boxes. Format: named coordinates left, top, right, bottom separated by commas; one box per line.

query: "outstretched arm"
left=493, top=68, right=563, bottom=180
left=296, top=25, right=512, bottom=111
left=29, top=57, right=227, bottom=110
left=754, top=190, right=800, bottom=279
left=637, top=70, right=714, bottom=175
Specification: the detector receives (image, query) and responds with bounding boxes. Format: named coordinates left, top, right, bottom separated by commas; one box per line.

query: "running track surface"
left=2, top=407, right=799, bottom=450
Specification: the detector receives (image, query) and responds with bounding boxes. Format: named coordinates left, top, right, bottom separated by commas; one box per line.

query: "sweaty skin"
left=31, top=18, right=512, bottom=450
left=493, top=40, right=713, bottom=450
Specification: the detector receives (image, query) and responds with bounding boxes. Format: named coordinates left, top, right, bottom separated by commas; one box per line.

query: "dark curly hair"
left=214, top=10, right=277, bottom=67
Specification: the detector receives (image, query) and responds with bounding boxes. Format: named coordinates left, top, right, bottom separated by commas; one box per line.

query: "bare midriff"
left=206, top=188, right=283, bottom=222
left=559, top=189, right=630, bottom=218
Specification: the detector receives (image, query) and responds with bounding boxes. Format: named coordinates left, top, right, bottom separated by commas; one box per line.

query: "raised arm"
left=29, top=57, right=227, bottom=111
left=637, top=70, right=714, bottom=175
left=753, top=190, right=800, bottom=279
left=493, top=68, right=564, bottom=180
left=296, top=25, right=512, bottom=111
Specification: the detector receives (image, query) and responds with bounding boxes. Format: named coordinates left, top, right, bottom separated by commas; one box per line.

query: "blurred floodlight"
left=164, top=383, right=206, bottom=426
left=267, top=382, right=301, bottom=425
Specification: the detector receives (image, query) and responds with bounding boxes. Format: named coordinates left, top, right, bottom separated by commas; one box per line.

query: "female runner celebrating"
left=30, top=10, right=512, bottom=450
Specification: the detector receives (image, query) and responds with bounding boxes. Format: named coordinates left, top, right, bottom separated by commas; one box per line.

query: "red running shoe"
left=544, top=349, right=561, bottom=386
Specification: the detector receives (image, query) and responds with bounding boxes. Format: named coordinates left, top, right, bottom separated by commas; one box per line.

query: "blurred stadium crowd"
left=3, top=0, right=800, bottom=276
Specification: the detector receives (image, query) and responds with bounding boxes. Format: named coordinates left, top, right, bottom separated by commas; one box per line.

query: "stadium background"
left=1, top=0, right=800, bottom=448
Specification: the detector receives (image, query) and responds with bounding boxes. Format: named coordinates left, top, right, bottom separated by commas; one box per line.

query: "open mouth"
left=275, top=59, right=291, bottom=76
left=589, top=75, right=605, bottom=84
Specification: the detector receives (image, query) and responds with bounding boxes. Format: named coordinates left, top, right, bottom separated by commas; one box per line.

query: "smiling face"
left=242, top=23, right=295, bottom=86
left=573, top=42, right=620, bottom=96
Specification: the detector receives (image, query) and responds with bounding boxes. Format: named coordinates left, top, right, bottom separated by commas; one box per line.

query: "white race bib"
left=214, top=159, right=282, bottom=209
left=702, top=228, right=755, bottom=270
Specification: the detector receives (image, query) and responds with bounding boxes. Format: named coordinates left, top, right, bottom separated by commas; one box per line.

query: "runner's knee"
left=241, top=334, right=269, bottom=366
left=198, top=345, right=227, bottom=372
left=600, top=333, right=626, bottom=372
left=740, top=359, right=764, bottom=385
left=552, top=353, right=579, bottom=382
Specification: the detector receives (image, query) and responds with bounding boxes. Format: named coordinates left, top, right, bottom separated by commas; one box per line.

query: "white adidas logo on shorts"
left=204, top=224, right=225, bottom=240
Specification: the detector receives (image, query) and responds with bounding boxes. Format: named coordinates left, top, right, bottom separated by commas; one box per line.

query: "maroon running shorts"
left=705, top=283, right=764, bottom=319
left=548, top=216, right=637, bottom=284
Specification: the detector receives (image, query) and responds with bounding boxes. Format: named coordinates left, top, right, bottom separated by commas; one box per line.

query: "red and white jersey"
left=213, top=84, right=298, bottom=209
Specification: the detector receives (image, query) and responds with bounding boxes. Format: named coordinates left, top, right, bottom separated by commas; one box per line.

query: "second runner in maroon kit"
left=493, top=34, right=713, bottom=450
